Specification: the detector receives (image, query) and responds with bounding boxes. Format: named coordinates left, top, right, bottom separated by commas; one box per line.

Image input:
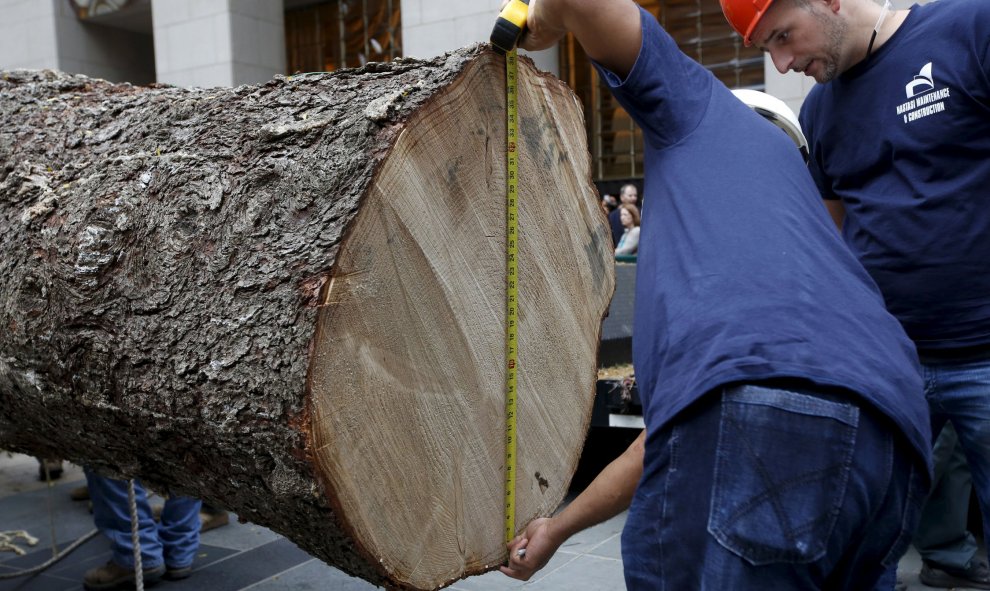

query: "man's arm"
left=510, top=0, right=643, bottom=79
left=825, top=199, right=845, bottom=231
left=500, top=430, right=645, bottom=581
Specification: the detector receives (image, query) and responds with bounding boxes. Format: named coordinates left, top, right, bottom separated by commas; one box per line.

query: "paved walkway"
left=0, top=453, right=976, bottom=590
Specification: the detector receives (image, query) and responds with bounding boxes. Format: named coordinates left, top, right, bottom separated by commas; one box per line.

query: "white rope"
left=0, top=529, right=98, bottom=579
left=127, top=479, right=145, bottom=591
left=0, top=530, right=38, bottom=555
left=0, top=465, right=98, bottom=580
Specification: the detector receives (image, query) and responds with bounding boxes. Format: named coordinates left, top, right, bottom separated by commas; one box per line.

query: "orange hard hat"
left=720, top=0, right=776, bottom=46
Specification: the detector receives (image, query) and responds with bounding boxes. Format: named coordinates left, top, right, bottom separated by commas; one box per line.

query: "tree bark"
left=0, top=46, right=614, bottom=590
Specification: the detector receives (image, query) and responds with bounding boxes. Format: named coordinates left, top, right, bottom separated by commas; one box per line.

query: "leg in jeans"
left=925, top=359, right=990, bottom=562
left=622, top=384, right=926, bottom=591
left=872, top=565, right=899, bottom=591
left=913, top=423, right=979, bottom=569
left=85, top=470, right=164, bottom=569
left=158, top=495, right=201, bottom=569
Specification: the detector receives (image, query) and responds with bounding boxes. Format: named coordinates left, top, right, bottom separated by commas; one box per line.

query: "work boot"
left=69, top=484, right=90, bottom=501
left=37, top=458, right=63, bottom=481
left=82, top=560, right=165, bottom=590
left=920, top=559, right=990, bottom=590
left=200, top=506, right=230, bottom=532
left=164, top=564, right=193, bottom=581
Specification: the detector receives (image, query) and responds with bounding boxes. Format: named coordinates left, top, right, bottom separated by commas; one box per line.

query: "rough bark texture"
left=0, top=45, right=613, bottom=590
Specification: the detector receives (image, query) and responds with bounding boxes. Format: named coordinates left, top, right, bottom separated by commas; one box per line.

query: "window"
left=285, top=0, right=401, bottom=73
left=560, top=0, right=764, bottom=181
left=68, top=0, right=133, bottom=18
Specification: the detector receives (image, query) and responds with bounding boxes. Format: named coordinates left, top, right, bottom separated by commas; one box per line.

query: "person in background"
left=608, top=183, right=638, bottom=246
left=497, top=0, right=930, bottom=588
left=69, top=482, right=230, bottom=534
left=913, top=425, right=980, bottom=588
left=82, top=471, right=201, bottom=591
left=718, top=0, right=990, bottom=586
left=614, top=203, right=640, bottom=255
left=36, top=457, right=63, bottom=480
left=601, top=193, right=618, bottom=215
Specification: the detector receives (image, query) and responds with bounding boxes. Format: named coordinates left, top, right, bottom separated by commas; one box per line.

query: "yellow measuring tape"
left=503, top=48, right=520, bottom=545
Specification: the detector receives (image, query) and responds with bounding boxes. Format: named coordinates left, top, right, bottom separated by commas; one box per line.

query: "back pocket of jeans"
left=708, top=385, right=859, bottom=565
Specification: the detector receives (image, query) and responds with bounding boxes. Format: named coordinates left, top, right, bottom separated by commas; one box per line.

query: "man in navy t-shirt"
left=721, top=0, right=990, bottom=587
left=498, top=1, right=930, bottom=589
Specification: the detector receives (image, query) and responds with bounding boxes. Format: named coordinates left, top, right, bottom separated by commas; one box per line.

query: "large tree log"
left=0, top=46, right=614, bottom=590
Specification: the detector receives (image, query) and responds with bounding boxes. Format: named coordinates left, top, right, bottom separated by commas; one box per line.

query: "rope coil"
left=0, top=462, right=98, bottom=580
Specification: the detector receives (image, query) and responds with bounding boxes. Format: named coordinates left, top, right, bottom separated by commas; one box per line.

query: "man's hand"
left=496, top=0, right=641, bottom=79
left=498, top=430, right=644, bottom=582
left=499, top=517, right=562, bottom=581
left=498, top=0, right=567, bottom=52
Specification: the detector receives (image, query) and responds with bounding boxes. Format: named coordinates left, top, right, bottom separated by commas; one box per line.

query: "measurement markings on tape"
left=504, top=47, right=520, bottom=545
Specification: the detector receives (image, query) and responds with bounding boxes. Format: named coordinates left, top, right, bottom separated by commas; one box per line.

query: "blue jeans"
left=913, top=423, right=979, bottom=569
left=85, top=470, right=201, bottom=569
left=622, top=384, right=927, bottom=590
left=923, top=358, right=990, bottom=560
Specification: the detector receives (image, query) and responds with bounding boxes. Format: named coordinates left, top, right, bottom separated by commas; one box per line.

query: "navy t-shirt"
left=800, top=0, right=990, bottom=350
left=596, top=8, right=931, bottom=463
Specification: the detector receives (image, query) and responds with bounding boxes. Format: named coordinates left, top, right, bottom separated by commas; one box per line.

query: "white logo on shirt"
left=905, top=62, right=934, bottom=98
left=895, top=62, right=951, bottom=123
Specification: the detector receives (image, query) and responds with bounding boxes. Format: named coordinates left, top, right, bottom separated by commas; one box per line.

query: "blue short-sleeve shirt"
left=800, top=0, right=990, bottom=351
left=596, top=8, right=931, bottom=463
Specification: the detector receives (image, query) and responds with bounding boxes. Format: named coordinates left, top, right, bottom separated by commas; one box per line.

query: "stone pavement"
left=0, top=452, right=978, bottom=590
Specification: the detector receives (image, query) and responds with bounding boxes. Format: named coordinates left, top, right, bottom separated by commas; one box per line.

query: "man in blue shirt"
left=497, top=0, right=930, bottom=589
left=720, top=0, right=990, bottom=587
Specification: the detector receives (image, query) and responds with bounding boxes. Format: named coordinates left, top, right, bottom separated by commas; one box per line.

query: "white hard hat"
left=732, top=88, right=809, bottom=161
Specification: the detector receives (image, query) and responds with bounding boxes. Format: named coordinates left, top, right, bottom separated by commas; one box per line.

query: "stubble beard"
left=813, top=10, right=848, bottom=83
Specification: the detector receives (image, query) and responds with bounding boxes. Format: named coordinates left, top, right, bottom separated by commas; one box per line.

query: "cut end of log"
left=307, top=50, right=614, bottom=589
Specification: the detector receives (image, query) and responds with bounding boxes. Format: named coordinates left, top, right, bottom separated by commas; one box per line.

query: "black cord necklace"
left=867, top=0, right=892, bottom=57
left=866, top=29, right=879, bottom=57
